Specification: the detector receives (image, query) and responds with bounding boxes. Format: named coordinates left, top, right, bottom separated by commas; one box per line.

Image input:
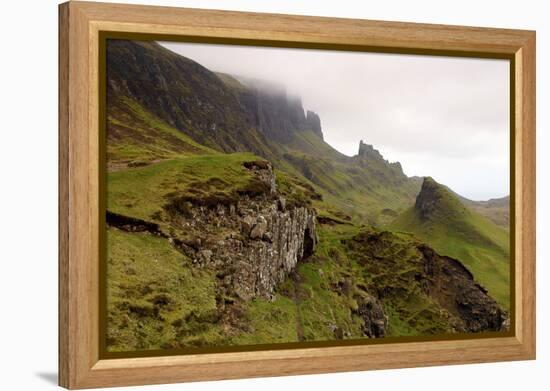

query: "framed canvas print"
left=58, top=1, right=536, bottom=389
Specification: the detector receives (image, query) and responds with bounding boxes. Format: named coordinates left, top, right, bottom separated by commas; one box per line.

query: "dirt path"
left=107, top=158, right=165, bottom=172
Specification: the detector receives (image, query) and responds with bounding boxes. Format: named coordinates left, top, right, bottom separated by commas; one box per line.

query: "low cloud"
left=160, top=41, right=509, bottom=201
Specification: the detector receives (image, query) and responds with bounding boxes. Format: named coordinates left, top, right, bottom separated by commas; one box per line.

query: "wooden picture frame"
left=59, top=1, right=536, bottom=389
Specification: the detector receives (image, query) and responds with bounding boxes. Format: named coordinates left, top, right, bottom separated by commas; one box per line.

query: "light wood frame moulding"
left=59, top=1, right=536, bottom=389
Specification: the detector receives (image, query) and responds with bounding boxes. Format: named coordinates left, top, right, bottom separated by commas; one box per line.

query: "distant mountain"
left=458, top=195, right=510, bottom=229
left=106, top=40, right=421, bottom=225
left=391, top=177, right=510, bottom=308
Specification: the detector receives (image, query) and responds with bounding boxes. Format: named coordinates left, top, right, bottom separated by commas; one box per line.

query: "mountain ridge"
left=107, top=40, right=421, bottom=226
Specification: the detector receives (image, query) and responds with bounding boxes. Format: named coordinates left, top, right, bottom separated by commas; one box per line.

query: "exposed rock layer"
left=164, top=161, right=317, bottom=301
left=417, top=244, right=506, bottom=332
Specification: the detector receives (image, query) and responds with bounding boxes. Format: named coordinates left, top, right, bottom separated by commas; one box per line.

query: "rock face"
left=415, top=177, right=443, bottom=219
left=237, top=81, right=325, bottom=144
left=165, top=161, right=317, bottom=301
left=417, top=245, right=507, bottom=332
left=354, top=295, right=388, bottom=337
left=346, top=231, right=507, bottom=334
left=305, top=110, right=323, bottom=140
left=415, top=176, right=468, bottom=220
left=106, top=211, right=165, bottom=236
left=239, top=85, right=308, bottom=144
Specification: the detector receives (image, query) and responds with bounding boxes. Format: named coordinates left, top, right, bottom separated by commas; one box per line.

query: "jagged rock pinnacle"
left=358, top=140, right=383, bottom=160
left=415, top=177, right=441, bottom=219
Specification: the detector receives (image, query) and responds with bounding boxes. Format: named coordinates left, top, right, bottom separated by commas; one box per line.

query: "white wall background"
left=0, top=0, right=546, bottom=389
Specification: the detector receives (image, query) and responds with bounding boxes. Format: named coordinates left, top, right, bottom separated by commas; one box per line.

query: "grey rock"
left=278, top=196, right=286, bottom=211
left=355, top=295, right=388, bottom=338
left=241, top=215, right=256, bottom=236
left=250, top=216, right=268, bottom=239
left=197, top=249, right=213, bottom=264
left=164, top=162, right=317, bottom=300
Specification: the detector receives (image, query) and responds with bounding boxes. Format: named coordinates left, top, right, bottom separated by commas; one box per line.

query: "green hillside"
left=392, top=177, right=510, bottom=309
left=108, top=153, right=258, bottom=223
left=107, top=96, right=217, bottom=168
left=103, top=39, right=510, bottom=352
left=106, top=158, right=504, bottom=351
left=106, top=228, right=224, bottom=351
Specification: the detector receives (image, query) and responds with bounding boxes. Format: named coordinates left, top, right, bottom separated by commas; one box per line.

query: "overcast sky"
left=160, top=41, right=509, bottom=201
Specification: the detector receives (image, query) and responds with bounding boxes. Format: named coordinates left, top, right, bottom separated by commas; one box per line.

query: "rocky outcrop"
left=346, top=230, right=507, bottom=334
left=357, top=140, right=384, bottom=161
left=305, top=110, right=323, bottom=140
left=415, top=177, right=443, bottom=219
left=354, top=140, right=409, bottom=187
left=354, top=295, right=388, bottom=338
left=417, top=245, right=507, bottom=332
left=414, top=177, right=469, bottom=220
left=165, top=161, right=317, bottom=301
left=237, top=82, right=324, bottom=144
left=106, top=211, right=166, bottom=236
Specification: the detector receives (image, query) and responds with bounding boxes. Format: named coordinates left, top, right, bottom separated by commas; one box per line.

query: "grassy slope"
left=107, top=96, right=216, bottom=166
left=443, top=184, right=510, bottom=229
left=105, top=100, right=504, bottom=347
left=106, top=229, right=224, bottom=351
left=391, top=182, right=510, bottom=309
left=461, top=196, right=510, bottom=229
